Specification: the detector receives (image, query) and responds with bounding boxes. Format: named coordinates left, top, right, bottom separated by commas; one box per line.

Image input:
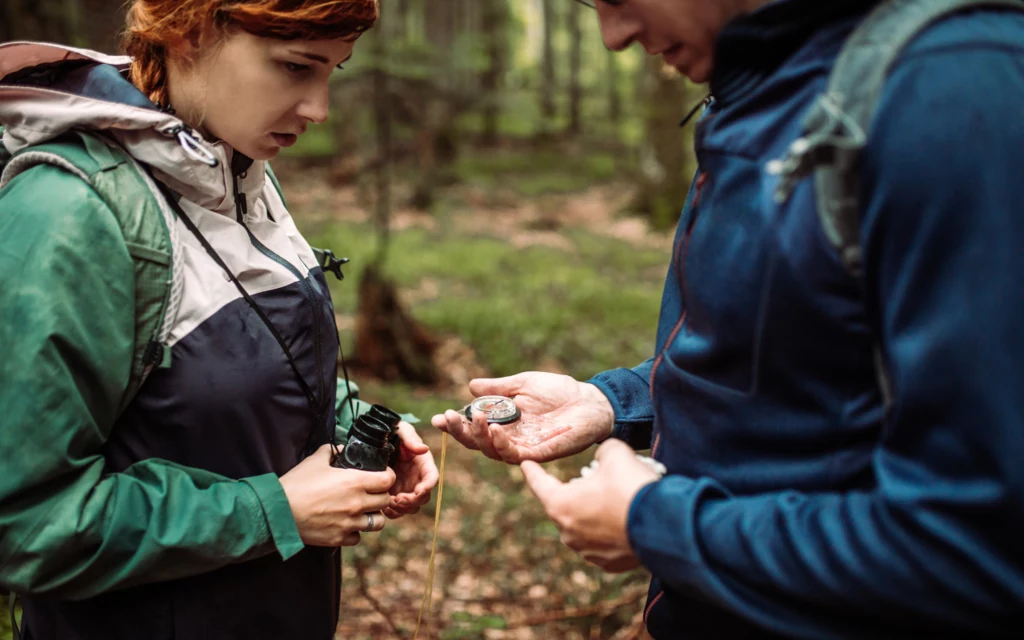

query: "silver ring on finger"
left=361, top=512, right=376, bottom=533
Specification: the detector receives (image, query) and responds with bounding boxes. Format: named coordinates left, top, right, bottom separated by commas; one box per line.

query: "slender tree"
left=480, top=0, right=508, bottom=146
left=540, top=0, right=557, bottom=121
left=633, top=57, right=698, bottom=229
left=567, top=0, right=584, bottom=135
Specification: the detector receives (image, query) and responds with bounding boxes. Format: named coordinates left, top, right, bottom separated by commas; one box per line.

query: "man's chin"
left=679, top=63, right=712, bottom=84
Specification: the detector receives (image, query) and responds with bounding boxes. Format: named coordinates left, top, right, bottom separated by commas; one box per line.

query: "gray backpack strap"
left=771, top=0, right=1024, bottom=278
left=768, top=0, right=1024, bottom=409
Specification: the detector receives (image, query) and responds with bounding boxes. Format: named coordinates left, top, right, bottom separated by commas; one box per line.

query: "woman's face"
left=168, top=28, right=356, bottom=160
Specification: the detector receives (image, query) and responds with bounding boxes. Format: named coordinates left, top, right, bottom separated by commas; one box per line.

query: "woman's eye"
left=284, top=62, right=311, bottom=75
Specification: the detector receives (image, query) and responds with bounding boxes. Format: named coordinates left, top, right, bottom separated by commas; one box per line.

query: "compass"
left=463, top=395, right=522, bottom=425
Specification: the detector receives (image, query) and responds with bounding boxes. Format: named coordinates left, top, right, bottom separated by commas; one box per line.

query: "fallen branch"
left=503, top=586, right=648, bottom=629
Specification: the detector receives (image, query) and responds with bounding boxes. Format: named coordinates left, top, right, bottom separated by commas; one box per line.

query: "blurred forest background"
left=1, top=1, right=702, bottom=638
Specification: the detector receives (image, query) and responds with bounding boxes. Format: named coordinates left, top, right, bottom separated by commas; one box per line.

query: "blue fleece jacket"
left=589, top=1, right=1024, bottom=637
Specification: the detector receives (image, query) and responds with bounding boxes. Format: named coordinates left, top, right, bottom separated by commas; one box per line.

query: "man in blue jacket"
left=433, top=0, right=1024, bottom=637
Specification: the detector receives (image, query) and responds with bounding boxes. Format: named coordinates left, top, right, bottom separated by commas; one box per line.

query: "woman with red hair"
left=0, top=2, right=437, bottom=638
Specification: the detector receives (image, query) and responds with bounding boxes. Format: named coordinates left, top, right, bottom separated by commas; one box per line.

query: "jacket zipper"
left=232, top=174, right=330, bottom=433
left=648, top=171, right=708, bottom=457
left=641, top=171, right=708, bottom=625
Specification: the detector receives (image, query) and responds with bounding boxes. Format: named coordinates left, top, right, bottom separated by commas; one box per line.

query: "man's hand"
left=520, top=439, right=659, bottom=572
left=430, top=372, right=616, bottom=464
left=383, top=421, right=439, bottom=519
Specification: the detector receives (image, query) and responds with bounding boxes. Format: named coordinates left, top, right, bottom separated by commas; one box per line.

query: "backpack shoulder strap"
left=1, top=131, right=183, bottom=417
left=771, top=0, right=1024, bottom=278
left=767, top=0, right=1024, bottom=409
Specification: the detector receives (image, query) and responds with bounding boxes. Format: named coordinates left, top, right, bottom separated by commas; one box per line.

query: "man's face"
left=590, top=0, right=761, bottom=83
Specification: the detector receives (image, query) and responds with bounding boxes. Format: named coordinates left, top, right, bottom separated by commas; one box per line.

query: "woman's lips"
left=271, top=133, right=298, bottom=147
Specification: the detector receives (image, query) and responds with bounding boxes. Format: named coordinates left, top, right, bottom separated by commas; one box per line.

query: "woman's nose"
left=296, top=84, right=330, bottom=125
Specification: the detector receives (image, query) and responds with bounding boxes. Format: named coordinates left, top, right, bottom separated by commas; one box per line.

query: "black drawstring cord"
left=680, top=93, right=714, bottom=128
left=155, top=182, right=341, bottom=458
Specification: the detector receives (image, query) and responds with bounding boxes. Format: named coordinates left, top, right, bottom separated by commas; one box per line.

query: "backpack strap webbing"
left=1, top=131, right=181, bottom=418
left=774, top=0, right=1024, bottom=278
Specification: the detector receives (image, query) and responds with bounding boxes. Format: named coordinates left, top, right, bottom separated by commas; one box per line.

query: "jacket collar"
left=0, top=42, right=265, bottom=217
left=710, top=0, right=880, bottom=107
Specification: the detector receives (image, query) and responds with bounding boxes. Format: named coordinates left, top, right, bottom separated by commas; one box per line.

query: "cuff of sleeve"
left=627, top=476, right=727, bottom=588
left=588, top=369, right=654, bottom=448
left=243, top=474, right=305, bottom=561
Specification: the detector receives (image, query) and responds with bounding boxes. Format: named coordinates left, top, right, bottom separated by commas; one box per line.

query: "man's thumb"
left=469, top=372, right=531, bottom=397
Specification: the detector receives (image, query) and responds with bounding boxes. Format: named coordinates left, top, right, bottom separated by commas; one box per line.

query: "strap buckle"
left=765, top=92, right=867, bottom=204
left=313, top=248, right=350, bottom=281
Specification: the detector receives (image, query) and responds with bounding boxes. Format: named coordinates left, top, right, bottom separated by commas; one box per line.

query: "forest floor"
left=0, top=147, right=673, bottom=640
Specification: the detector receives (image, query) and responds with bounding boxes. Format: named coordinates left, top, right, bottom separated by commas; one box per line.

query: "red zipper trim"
left=643, top=589, right=666, bottom=624
left=648, top=172, right=707, bottom=458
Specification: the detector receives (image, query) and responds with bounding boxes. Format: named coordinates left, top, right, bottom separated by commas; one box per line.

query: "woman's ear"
left=166, top=18, right=218, bottom=65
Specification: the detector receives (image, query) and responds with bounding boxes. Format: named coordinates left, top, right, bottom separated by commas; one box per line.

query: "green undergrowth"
left=305, top=216, right=668, bottom=423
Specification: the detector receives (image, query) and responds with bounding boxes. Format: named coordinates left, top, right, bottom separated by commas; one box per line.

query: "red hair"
left=122, top=0, right=378, bottom=105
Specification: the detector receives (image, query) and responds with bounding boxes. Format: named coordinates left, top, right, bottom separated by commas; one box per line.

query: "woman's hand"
left=384, top=421, right=439, bottom=519
left=279, top=445, right=395, bottom=547
left=431, top=372, right=616, bottom=464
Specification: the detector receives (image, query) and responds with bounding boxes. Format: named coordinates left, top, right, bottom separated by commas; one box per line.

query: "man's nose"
left=597, top=8, right=641, bottom=52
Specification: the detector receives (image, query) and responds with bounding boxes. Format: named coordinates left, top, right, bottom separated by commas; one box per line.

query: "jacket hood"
left=0, top=41, right=265, bottom=215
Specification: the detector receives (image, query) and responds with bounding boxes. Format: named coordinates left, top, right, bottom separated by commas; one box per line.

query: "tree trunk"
left=353, top=266, right=440, bottom=385
left=540, top=0, right=557, bottom=121
left=607, top=47, right=622, bottom=127
left=353, top=9, right=440, bottom=385
left=632, top=59, right=697, bottom=230
left=372, top=11, right=393, bottom=265
left=480, top=0, right=507, bottom=147
left=411, top=0, right=460, bottom=210
left=567, top=0, right=584, bottom=136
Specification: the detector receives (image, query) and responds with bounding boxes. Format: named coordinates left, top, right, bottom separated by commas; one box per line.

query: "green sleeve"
left=0, top=166, right=302, bottom=601
left=334, top=379, right=420, bottom=447
left=335, top=379, right=372, bottom=446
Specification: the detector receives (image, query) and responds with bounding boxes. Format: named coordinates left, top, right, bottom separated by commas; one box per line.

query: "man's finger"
left=436, top=410, right=479, bottom=451
left=470, top=372, right=531, bottom=398
left=520, top=461, right=564, bottom=510
left=489, top=422, right=524, bottom=464
left=469, top=412, right=501, bottom=460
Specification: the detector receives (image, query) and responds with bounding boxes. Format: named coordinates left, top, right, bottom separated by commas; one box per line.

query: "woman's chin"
left=237, top=142, right=279, bottom=161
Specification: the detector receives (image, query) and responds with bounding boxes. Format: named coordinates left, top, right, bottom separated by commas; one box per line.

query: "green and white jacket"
left=0, top=42, right=365, bottom=639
